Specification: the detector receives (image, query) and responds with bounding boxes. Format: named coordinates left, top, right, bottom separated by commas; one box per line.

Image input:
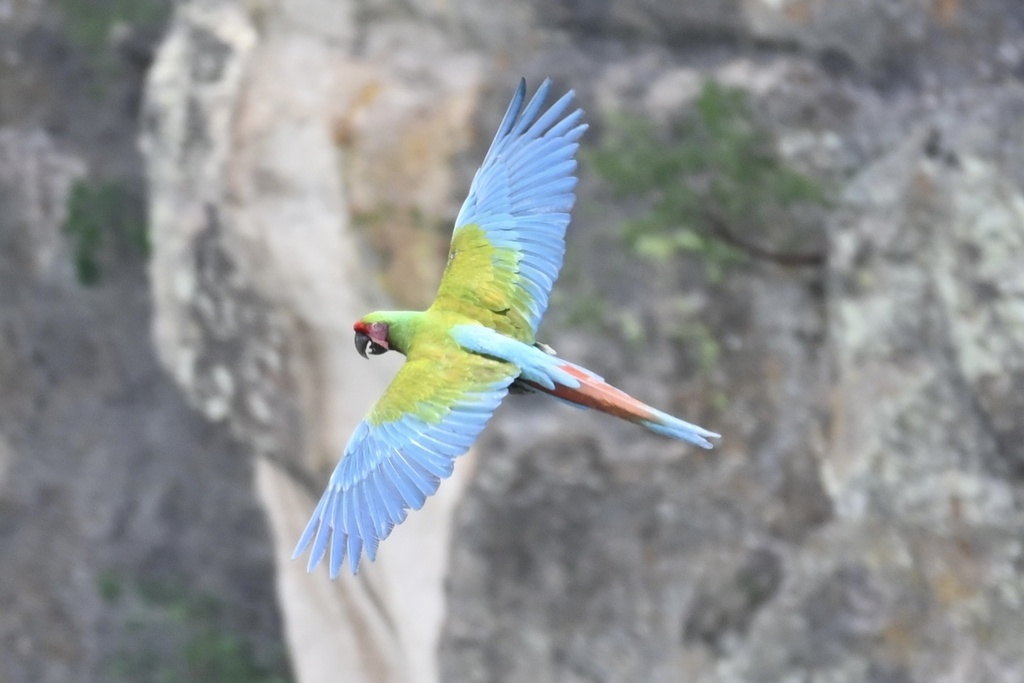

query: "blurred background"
left=1, top=0, right=1023, bottom=682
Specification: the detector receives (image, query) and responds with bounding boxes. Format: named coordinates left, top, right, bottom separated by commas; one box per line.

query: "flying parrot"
left=294, top=79, right=720, bottom=577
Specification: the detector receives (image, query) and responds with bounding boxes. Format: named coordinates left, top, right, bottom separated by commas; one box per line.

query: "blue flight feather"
left=451, top=78, right=588, bottom=336
left=293, top=374, right=513, bottom=576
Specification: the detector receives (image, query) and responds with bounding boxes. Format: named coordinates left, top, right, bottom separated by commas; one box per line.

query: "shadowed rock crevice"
left=683, top=547, right=783, bottom=654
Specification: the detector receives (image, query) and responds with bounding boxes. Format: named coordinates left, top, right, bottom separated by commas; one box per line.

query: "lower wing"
left=293, top=352, right=516, bottom=576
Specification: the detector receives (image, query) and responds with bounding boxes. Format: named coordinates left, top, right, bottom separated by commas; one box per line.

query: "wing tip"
left=515, top=77, right=527, bottom=102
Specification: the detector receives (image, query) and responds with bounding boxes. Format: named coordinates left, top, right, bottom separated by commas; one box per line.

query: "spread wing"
left=293, top=348, right=516, bottom=576
left=431, top=79, right=588, bottom=342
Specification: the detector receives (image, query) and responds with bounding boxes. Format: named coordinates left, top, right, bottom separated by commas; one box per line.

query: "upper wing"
left=431, top=79, right=588, bottom=342
left=292, top=349, right=516, bottom=576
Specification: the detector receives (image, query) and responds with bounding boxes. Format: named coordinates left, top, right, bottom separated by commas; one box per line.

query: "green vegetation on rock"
left=59, top=0, right=170, bottom=52
left=587, top=80, right=828, bottom=282
left=100, top=576, right=292, bottom=683
left=63, top=179, right=148, bottom=285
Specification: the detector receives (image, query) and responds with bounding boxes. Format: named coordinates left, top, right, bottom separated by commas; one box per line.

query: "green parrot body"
left=294, top=80, right=720, bottom=576
left=357, top=309, right=517, bottom=427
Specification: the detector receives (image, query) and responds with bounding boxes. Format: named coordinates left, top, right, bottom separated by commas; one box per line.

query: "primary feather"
left=433, top=78, right=588, bottom=341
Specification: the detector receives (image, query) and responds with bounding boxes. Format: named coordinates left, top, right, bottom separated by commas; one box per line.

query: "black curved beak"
left=354, top=331, right=387, bottom=358
left=355, top=330, right=372, bottom=358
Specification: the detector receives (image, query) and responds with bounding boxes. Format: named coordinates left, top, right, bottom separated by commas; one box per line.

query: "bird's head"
left=354, top=319, right=390, bottom=358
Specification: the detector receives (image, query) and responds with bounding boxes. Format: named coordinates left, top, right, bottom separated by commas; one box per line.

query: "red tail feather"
left=526, top=364, right=658, bottom=424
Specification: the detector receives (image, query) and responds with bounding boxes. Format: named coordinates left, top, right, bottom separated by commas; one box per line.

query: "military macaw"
left=294, top=79, right=720, bottom=577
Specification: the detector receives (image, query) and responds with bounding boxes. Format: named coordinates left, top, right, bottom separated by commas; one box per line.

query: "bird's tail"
left=526, top=363, right=720, bottom=449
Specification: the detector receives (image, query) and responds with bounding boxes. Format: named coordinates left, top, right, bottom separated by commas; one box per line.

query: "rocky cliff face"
left=4, top=0, right=1022, bottom=681
left=0, top=2, right=288, bottom=682
left=143, top=2, right=1024, bottom=682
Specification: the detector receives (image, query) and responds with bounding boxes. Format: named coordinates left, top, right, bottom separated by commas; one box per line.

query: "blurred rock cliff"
left=1, top=0, right=1023, bottom=682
